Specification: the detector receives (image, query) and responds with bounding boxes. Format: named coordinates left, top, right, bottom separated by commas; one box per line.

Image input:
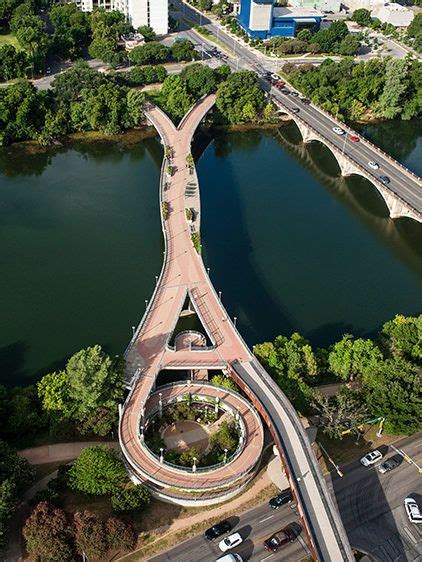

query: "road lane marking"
left=258, top=515, right=274, bottom=523
left=403, top=526, right=418, bottom=545
left=260, top=555, right=274, bottom=561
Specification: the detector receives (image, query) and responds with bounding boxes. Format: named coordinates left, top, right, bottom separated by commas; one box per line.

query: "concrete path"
left=18, top=440, right=119, bottom=465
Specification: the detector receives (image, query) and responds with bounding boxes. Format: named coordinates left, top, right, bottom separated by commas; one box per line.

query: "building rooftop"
left=274, top=6, right=325, bottom=18
left=371, top=2, right=414, bottom=26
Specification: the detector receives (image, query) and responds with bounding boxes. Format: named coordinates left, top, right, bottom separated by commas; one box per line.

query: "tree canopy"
left=68, top=446, right=127, bottom=495
left=216, top=70, right=265, bottom=124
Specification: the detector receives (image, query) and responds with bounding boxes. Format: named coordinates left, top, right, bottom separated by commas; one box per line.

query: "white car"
left=360, top=450, right=383, bottom=466
left=332, top=127, right=345, bottom=135
left=405, top=497, right=422, bottom=524
left=270, top=73, right=279, bottom=81
left=368, top=161, right=379, bottom=170
left=219, top=532, right=243, bottom=552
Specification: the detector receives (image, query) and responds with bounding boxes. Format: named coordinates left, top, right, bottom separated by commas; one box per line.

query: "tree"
left=210, top=421, right=238, bottom=452
left=216, top=70, right=265, bottom=124
left=179, top=447, right=201, bottom=466
left=128, top=42, right=170, bottom=65
left=297, top=28, right=312, bottom=42
left=180, top=63, right=218, bottom=97
left=111, top=483, right=151, bottom=513
left=68, top=446, right=127, bottom=495
left=50, top=3, right=91, bottom=59
left=161, top=75, right=194, bottom=119
left=66, top=345, right=124, bottom=417
left=137, top=24, right=156, bottom=42
left=0, top=44, right=28, bottom=82
left=313, top=389, right=369, bottom=439
left=364, top=358, right=421, bottom=434
left=380, top=314, right=421, bottom=362
left=171, top=38, right=197, bottom=62
left=23, top=502, right=74, bottom=561
left=37, top=371, right=71, bottom=415
left=378, top=59, right=410, bottom=119
left=0, top=479, right=16, bottom=547
left=407, top=13, right=422, bottom=40
left=0, top=440, right=34, bottom=490
left=13, top=14, right=49, bottom=74
left=106, top=517, right=137, bottom=552
left=352, top=8, right=372, bottom=27
left=74, top=510, right=108, bottom=559
left=3, top=385, right=47, bottom=440
left=210, top=374, right=238, bottom=391
left=51, top=61, right=107, bottom=103
left=337, top=34, right=360, bottom=55
left=328, top=334, right=383, bottom=382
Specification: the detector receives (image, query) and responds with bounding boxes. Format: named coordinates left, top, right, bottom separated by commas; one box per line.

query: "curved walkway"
left=120, top=97, right=354, bottom=561
left=132, top=382, right=263, bottom=490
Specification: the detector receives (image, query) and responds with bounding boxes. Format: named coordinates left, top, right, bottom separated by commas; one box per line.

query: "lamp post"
left=224, top=448, right=228, bottom=464
left=233, top=316, right=237, bottom=327
left=218, top=291, right=222, bottom=300
left=159, top=448, right=164, bottom=463
left=132, top=325, right=136, bottom=336
left=192, top=457, right=197, bottom=473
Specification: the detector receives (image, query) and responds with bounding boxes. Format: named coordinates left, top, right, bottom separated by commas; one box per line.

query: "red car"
left=349, top=135, right=360, bottom=142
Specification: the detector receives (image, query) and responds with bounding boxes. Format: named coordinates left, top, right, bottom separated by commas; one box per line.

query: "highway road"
left=150, top=432, right=422, bottom=562
left=171, top=0, right=422, bottom=219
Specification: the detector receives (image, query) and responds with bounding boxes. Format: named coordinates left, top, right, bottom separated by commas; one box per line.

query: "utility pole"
left=318, top=442, right=343, bottom=478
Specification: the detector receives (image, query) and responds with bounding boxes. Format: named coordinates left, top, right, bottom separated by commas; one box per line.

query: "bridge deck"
left=120, top=96, right=354, bottom=561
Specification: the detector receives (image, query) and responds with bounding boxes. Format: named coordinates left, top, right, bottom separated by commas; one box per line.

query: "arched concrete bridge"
left=119, top=95, right=354, bottom=561
left=273, top=98, right=422, bottom=223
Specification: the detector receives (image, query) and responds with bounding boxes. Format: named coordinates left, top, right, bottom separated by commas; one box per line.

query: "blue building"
left=238, top=0, right=324, bottom=39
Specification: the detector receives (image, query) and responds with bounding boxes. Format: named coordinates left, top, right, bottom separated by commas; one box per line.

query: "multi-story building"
left=75, top=0, right=168, bottom=34
left=238, top=0, right=324, bottom=38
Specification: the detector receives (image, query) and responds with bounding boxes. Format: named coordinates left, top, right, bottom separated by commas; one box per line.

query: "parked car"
left=360, top=450, right=383, bottom=466
left=404, top=497, right=422, bottom=524
left=368, top=161, right=379, bottom=170
left=216, top=554, right=243, bottom=562
left=378, top=457, right=401, bottom=474
left=219, top=532, right=243, bottom=552
left=269, top=489, right=293, bottom=509
left=205, top=520, right=232, bottom=540
left=379, top=175, right=390, bottom=185
left=264, top=527, right=296, bottom=552
left=300, top=97, right=311, bottom=104
left=291, top=107, right=300, bottom=113
left=349, top=135, right=360, bottom=142
left=332, top=126, right=345, bottom=135
left=290, top=91, right=299, bottom=97
left=280, top=88, right=290, bottom=94
left=277, top=80, right=285, bottom=87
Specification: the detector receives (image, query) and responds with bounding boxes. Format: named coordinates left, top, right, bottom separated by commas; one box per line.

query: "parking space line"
left=259, top=515, right=274, bottom=523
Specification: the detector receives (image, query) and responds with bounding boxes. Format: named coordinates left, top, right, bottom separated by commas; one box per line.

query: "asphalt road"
left=171, top=0, right=422, bottom=218
left=150, top=433, right=422, bottom=562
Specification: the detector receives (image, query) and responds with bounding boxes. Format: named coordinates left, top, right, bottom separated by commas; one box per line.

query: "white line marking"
left=260, top=555, right=274, bottom=561
left=258, top=515, right=274, bottom=523
left=403, top=526, right=418, bottom=545
left=297, top=533, right=310, bottom=553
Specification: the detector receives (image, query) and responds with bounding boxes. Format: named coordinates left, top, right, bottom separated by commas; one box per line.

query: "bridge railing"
left=123, top=113, right=172, bottom=375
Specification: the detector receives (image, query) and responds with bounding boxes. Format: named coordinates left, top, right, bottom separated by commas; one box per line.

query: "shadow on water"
left=0, top=342, right=28, bottom=386
left=330, top=448, right=407, bottom=562
left=193, top=128, right=297, bottom=345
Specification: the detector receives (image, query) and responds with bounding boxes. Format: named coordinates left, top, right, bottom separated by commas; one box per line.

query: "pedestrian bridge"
left=118, top=95, right=355, bottom=561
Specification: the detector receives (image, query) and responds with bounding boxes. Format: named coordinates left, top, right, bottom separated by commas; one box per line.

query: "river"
left=0, top=121, right=421, bottom=386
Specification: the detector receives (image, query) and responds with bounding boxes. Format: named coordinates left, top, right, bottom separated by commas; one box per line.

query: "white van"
left=215, top=554, right=243, bottom=562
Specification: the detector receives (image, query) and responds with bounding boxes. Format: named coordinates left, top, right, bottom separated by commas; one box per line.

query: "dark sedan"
left=204, top=520, right=232, bottom=540
left=269, top=489, right=293, bottom=509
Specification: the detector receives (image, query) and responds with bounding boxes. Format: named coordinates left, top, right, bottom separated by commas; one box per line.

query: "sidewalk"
left=18, top=440, right=119, bottom=465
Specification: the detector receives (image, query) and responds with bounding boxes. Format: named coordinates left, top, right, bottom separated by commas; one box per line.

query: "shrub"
left=111, top=483, right=151, bottom=513
left=106, top=516, right=137, bottom=552
left=74, top=510, right=108, bottom=559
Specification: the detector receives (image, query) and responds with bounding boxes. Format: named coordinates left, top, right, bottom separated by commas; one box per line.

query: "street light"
left=132, top=325, right=136, bottom=336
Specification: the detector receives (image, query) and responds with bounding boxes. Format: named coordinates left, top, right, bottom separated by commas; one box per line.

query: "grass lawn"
left=315, top=424, right=402, bottom=473
left=0, top=31, right=21, bottom=49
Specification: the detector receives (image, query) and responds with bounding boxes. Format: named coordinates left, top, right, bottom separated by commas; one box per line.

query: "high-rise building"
left=74, top=0, right=168, bottom=34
